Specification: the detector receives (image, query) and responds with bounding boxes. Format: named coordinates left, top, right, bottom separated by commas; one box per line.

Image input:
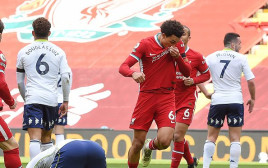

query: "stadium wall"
left=5, top=129, right=268, bottom=162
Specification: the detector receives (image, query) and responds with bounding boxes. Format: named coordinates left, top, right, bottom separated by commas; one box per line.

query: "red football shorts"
left=0, top=117, right=12, bottom=141
left=129, top=92, right=176, bottom=131
left=175, top=91, right=198, bottom=125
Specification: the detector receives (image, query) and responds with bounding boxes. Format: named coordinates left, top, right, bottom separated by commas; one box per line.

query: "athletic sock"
left=183, top=139, right=194, bottom=165
left=230, top=142, right=241, bottom=168
left=128, top=161, right=138, bottom=168
left=3, top=147, right=23, bottom=168
left=148, top=138, right=160, bottom=150
left=55, top=134, right=65, bottom=145
left=41, top=141, right=53, bottom=152
left=203, top=140, right=216, bottom=168
left=30, top=139, right=41, bottom=160
left=171, top=140, right=184, bottom=168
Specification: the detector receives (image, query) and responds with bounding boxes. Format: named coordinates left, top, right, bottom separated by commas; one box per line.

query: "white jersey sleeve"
left=242, top=56, right=255, bottom=80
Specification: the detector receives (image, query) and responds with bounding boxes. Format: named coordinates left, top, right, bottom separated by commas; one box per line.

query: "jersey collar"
left=223, top=47, right=233, bottom=51
left=35, top=39, right=48, bottom=42
left=154, top=33, right=164, bottom=48
left=185, top=46, right=190, bottom=53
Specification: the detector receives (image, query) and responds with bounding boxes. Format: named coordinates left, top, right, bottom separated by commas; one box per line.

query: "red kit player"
left=171, top=25, right=210, bottom=168
left=119, top=20, right=191, bottom=168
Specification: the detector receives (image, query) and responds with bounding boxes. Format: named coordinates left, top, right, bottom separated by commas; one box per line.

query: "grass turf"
left=5, top=157, right=268, bottom=168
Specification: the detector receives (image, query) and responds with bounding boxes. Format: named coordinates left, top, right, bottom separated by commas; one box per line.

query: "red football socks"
left=171, top=141, right=184, bottom=168
left=183, top=139, right=194, bottom=165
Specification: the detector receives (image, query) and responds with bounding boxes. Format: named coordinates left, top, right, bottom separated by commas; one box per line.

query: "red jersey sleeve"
left=119, top=41, right=145, bottom=77
left=0, top=51, right=15, bottom=107
left=176, top=40, right=186, bottom=58
left=192, top=55, right=210, bottom=84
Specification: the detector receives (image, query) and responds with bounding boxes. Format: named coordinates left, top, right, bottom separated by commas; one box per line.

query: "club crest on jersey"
left=2, top=0, right=195, bottom=43
left=0, top=54, right=6, bottom=62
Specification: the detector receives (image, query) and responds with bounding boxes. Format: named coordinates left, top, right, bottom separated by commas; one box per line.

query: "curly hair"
left=160, top=20, right=184, bottom=38
left=32, top=17, right=51, bottom=38
left=0, top=19, right=4, bottom=34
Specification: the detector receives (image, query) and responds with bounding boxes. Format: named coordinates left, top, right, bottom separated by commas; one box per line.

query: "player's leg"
left=171, top=106, right=195, bottom=168
left=142, top=93, right=176, bottom=167
left=128, top=129, right=147, bottom=168
left=171, top=122, right=188, bottom=168
left=54, top=103, right=66, bottom=145
left=227, top=103, right=244, bottom=168
left=203, top=104, right=226, bottom=168
left=41, top=105, right=57, bottom=152
left=28, top=128, right=42, bottom=159
left=229, top=127, right=242, bottom=168
left=0, top=117, right=22, bottom=168
left=128, top=92, right=155, bottom=168
left=41, top=129, right=53, bottom=151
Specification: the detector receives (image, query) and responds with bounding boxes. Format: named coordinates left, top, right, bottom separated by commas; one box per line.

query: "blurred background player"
left=16, top=17, right=71, bottom=160
left=26, top=139, right=106, bottom=168
left=202, top=32, right=255, bottom=168
left=54, top=70, right=72, bottom=145
left=0, top=19, right=22, bottom=168
left=119, top=20, right=191, bottom=168
left=171, top=25, right=210, bottom=168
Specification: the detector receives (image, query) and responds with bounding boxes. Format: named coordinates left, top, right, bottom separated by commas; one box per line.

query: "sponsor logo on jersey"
left=2, top=0, right=194, bottom=43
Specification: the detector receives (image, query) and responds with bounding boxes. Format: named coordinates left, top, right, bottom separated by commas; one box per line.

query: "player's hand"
left=132, top=72, right=145, bottom=83
left=184, top=77, right=194, bottom=86
left=169, top=46, right=180, bottom=58
left=246, top=99, right=255, bottom=113
left=9, top=99, right=17, bottom=109
left=59, top=101, right=68, bottom=118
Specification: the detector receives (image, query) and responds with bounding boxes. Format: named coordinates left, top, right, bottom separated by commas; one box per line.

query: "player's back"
left=17, top=41, right=66, bottom=106
left=206, top=49, right=254, bottom=105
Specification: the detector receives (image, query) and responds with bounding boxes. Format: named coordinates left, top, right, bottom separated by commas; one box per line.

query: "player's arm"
left=16, top=68, right=26, bottom=101
left=0, top=72, right=16, bottom=109
left=171, top=41, right=191, bottom=77
left=59, top=72, right=71, bottom=118
left=197, top=83, right=212, bottom=99
left=246, top=79, right=255, bottom=113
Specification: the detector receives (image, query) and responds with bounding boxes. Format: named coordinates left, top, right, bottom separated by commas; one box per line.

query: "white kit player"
left=202, top=32, right=255, bottom=168
left=54, top=70, right=72, bottom=145
left=16, top=17, right=71, bottom=160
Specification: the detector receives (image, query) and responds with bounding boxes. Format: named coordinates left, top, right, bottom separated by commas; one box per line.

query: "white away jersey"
left=57, top=70, right=72, bottom=103
left=206, top=49, right=255, bottom=105
left=17, top=41, right=71, bottom=106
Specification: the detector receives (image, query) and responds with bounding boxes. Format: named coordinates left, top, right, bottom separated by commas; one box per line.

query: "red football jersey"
left=0, top=50, right=14, bottom=107
left=130, top=33, right=185, bottom=92
left=175, top=47, right=209, bottom=109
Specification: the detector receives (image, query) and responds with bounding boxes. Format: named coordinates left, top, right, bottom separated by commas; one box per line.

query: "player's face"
left=234, top=37, right=241, bottom=52
left=161, top=33, right=180, bottom=48
left=181, top=28, right=190, bottom=46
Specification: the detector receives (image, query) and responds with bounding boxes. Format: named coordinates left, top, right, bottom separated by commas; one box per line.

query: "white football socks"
left=41, top=141, right=53, bottom=152
left=30, top=139, right=41, bottom=160
left=203, top=140, right=216, bottom=168
left=55, top=134, right=65, bottom=145
left=230, top=142, right=241, bottom=168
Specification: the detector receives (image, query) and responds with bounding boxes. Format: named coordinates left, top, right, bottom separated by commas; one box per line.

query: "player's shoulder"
left=188, top=48, right=203, bottom=58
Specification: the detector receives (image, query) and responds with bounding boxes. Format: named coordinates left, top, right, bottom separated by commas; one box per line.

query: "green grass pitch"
left=8, top=158, right=268, bottom=168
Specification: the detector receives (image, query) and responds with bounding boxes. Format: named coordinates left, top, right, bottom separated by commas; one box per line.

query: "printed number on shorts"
left=36, top=53, right=49, bottom=75
left=220, top=60, right=230, bottom=78
left=168, top=111, right=176, bottom=123
left=183, top=109, right=190, bottom=119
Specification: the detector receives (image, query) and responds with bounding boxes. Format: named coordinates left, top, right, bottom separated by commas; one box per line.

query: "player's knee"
left=132, top=139, right=144, bottom=151
left=173, top=132, right=184, bottom=142
left=158, top=138, right=172, bottom=149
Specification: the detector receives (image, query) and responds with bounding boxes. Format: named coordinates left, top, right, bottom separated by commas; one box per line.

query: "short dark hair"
left=32, top=17, right=51, bottom=38
left=0, top=19, right=4, bottom=34
left=160, top=20, right=184, bottom=38
left=183, top=25, right=191, bottom=37
left=224, top=32, right=240, bottom=46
